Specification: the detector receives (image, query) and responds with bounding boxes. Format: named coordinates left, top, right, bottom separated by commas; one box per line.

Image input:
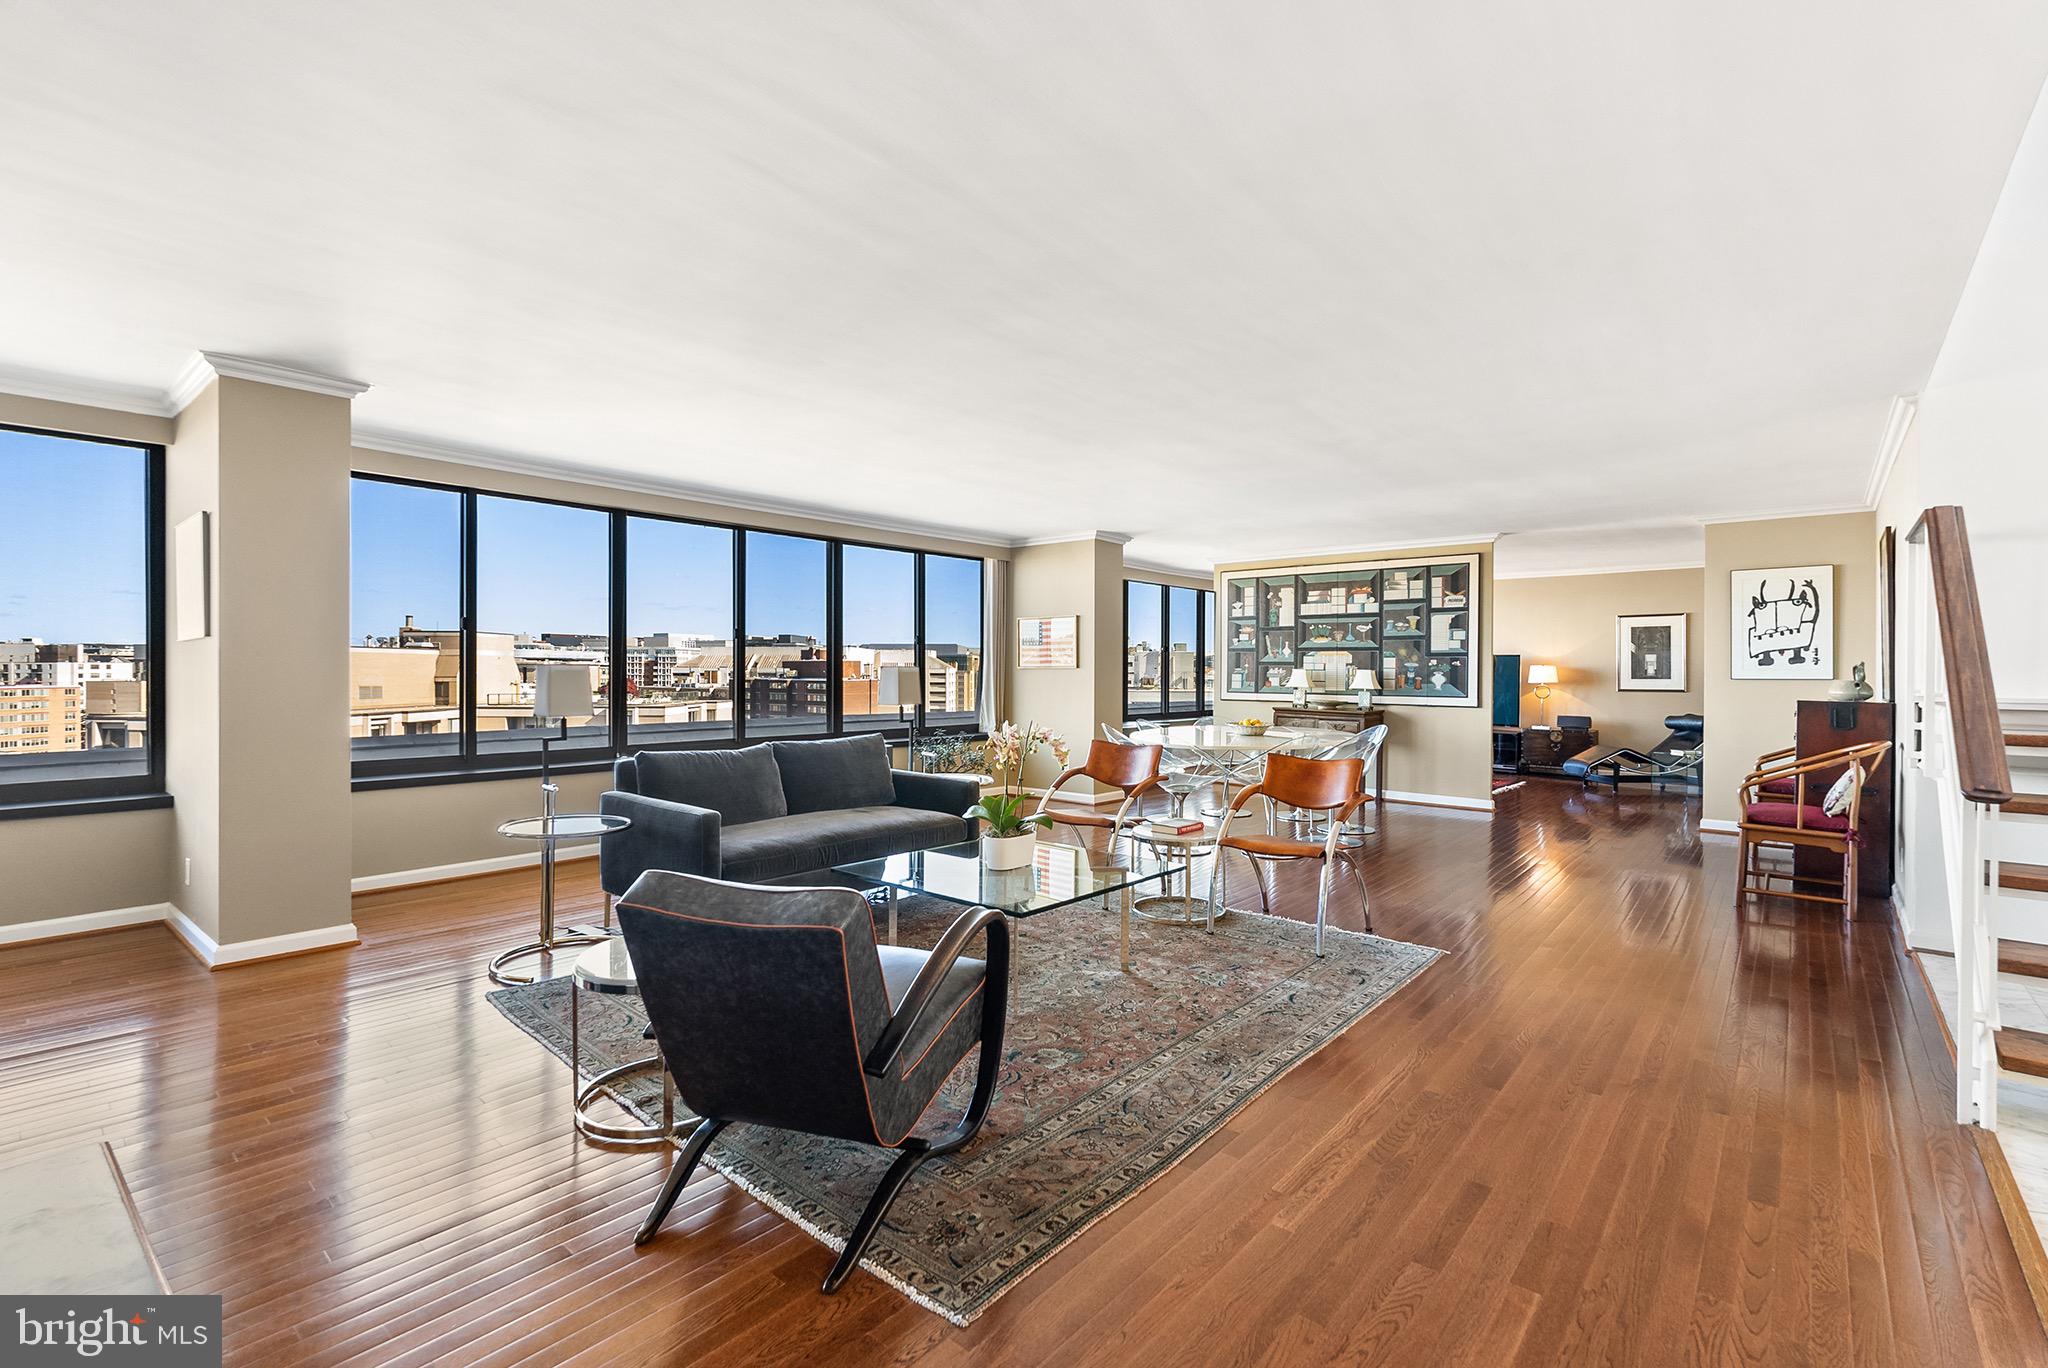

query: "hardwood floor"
left=2, top=779, right=2043, bottom=1366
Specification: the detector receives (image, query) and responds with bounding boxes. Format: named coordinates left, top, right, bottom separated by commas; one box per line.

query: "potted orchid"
left=964, top=720, right=1069, bottom=869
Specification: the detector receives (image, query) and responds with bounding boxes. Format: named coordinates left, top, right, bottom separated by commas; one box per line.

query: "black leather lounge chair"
left=615, top=869, right=1010, bottom=1293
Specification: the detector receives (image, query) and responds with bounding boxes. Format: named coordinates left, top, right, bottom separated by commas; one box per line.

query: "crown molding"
left=1695, top=501, right=1876, bottom=526
left=1015, top=531, right=1134, bottom=547
left=1122, top=557, right=1214, bottom=581
left=0, top=365, right=181, bottom=418
left=168, top=352, right=370, bottom=413
left=1216, top=530, right=1500, bottom=569
left=1495, top=559, right=1705, bottom=581
left=351, top=425, right=1018, bottom=553
left=1863, top=393, right=1919, bottom=510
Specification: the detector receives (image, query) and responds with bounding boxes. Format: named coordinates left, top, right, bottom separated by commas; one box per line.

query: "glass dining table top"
left=496, top=813, right=632, bottom=842
left=836, top=840, right=1172, bottom=917
left=1126, top=723, right=1350, bottom=754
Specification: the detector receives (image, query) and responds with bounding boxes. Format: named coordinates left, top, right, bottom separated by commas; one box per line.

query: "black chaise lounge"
left=1562, top=713, right=1705, bottom=789
left=616, top=870, right=1009, bottom=1293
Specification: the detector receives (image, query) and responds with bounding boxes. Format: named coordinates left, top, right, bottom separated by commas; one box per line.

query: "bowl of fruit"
left=1231, top=718, right=1268, bottom=736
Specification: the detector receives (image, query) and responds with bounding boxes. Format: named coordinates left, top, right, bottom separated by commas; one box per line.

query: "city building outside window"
left=0, top=424, right=163, bottom=806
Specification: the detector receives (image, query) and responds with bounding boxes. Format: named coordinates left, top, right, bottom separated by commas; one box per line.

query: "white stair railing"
left=1904, top=508, right=2015, bottom=1128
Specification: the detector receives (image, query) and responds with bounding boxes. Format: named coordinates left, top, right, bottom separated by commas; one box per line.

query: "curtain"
left=984, top=556, right=1010, bottom=731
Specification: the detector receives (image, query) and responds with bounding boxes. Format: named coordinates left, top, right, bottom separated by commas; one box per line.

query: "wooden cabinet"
left=1792, top=700, right=1895, bottom=894
left=1271, top=706, right=1388, bottom=809
left=1520, top=726, right=1597, bottom=775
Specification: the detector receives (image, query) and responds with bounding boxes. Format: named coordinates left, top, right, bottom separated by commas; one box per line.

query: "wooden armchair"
left=1735, top=740, right=1892, bottom=924
left=1031, top=739, right=1164, bottom=852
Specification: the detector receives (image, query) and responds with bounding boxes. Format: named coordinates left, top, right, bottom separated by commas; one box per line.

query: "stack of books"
left=1143, top=817, right=1206, bottom=838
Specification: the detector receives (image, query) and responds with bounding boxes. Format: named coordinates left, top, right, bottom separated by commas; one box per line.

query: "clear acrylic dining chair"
left=1106, top=723, right=1210, bottom=818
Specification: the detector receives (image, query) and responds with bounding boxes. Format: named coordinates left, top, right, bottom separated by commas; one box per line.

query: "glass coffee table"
left=836, top=839, right=1174, bottom=972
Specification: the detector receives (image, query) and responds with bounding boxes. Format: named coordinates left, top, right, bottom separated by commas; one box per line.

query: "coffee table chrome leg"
left=887, top=887, right=898, bottom=946
left=1120, top=884, right=1130, bottom=972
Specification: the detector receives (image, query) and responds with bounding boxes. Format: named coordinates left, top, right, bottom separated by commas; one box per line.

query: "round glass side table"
left=570, top=937, right=688, bottom=1146
left=489, top=813, right=632, bottom=986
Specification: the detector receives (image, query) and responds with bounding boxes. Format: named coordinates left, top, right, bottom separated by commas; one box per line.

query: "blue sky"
left=0, top=428, right=149, bottom=642
left=348, top=480, right=981, bottom=648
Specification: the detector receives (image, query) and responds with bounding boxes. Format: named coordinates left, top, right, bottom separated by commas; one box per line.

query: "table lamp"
left=1526, top=663, right=1558, bottom=729
left=1285, top=667, right=1311, bottom=708
left=1354, top=668, right=1380, bottom=710
left=533, top=664, right=595, bottom=817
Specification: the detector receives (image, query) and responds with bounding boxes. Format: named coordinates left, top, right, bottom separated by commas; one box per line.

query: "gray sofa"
left=599, top=733, right=980, bottom=899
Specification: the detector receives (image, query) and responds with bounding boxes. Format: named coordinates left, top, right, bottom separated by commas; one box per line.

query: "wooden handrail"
left=1906, top=506, right=2014, bottom=806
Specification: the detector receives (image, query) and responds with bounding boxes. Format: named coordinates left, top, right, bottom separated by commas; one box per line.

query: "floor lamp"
left=880, top=664, right=922, bottom=770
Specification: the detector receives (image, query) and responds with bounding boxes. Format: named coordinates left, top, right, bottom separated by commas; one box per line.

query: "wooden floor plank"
left=0, top=780, right=2042, bottom=1366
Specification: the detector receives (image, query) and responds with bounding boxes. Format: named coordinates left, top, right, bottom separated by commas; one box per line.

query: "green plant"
left=964, top=792, right=1053, bottom=839
left=918, top=734, right=988, bottom=775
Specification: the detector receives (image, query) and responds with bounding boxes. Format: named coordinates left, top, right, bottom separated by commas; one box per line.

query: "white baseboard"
left=351, top=842, right=600, bottom=893
left=0, top=902, right=174, bottom=948
left=1383, top=789, right=1494, bottom=813
left=1700, top=818, right=1741, bottom=837
left=166, top=904, right=359, bottom=968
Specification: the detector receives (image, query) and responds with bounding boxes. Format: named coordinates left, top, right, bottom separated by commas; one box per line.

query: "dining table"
left=1125, top=722, right=1362, bottom=817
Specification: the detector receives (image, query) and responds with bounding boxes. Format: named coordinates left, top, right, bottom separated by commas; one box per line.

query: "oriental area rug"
left=489, top=895, right=1440, bottom=1324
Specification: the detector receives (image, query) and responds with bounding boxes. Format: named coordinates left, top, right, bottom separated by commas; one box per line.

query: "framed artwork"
left=1730, top=565, right=1833, bottom=679
left=175, top=510, right=211, bottom=641
left=1616, top=612, right=1687, bottom=691
left=1016, top=615, right=1079, bottom=669
left=1218, top=553, right=1479, bottom=706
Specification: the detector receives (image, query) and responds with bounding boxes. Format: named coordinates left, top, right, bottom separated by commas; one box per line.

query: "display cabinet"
left=1220, top=553, right=1480, bottom=706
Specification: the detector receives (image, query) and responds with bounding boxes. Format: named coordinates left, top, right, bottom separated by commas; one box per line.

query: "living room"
left=6, top=7, right=2048, bottom=1366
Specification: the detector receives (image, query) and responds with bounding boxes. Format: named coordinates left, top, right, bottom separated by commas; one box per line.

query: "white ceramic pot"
left=980, top=831, right=1036, bottom=870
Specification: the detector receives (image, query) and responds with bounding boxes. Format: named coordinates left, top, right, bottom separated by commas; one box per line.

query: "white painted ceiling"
left=3, top=3, right=2045, bottom=572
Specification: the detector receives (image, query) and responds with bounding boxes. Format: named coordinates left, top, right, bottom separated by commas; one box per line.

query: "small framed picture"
left=1616, top=612, right=1686, bottom=691
left=1016, top=615, right=1079, bottom=669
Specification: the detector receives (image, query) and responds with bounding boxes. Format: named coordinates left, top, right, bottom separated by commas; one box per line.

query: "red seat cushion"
left=1743, top=801, right=1852, bottom=834
left=1760, top=775, right=1801, bottom=797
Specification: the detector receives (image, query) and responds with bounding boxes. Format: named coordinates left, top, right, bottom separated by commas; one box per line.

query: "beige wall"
left=0, top=393, right=176, bottom=928
left=1214, top=541, right=1495, bottom=805
left=1005, top=537, right=1125, bottom=792
left=1703, top=511, right=1878, bottom=824
left=1495, top=568, right=1705, bottom=753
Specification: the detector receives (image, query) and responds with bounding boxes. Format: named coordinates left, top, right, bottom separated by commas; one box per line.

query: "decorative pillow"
left=635, top=744, right=788, bottom=826
left=1822, top=767, right=1858, bottom=817
left=772, top=733, right=896, bottom=814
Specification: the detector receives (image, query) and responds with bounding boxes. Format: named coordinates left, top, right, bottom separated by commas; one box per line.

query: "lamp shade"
left=1526, top=664, right=1559, bottom=686
left=877, top=664, right=920, bottom=708
left=534, top=663, right=594, bottom=719
left=1354, top=670, right=1382, bottom=692
left=1284, top=668, right=1312, bottom=690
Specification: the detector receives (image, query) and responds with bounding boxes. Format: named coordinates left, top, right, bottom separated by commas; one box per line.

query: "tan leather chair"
left=1031, top=739, right=1164, bottom=852
left=1206, top=752, right=1369, bottom=956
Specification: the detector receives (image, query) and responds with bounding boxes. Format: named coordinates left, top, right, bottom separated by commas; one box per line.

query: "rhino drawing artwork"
left=1745, top=576, right=1821, bottom=666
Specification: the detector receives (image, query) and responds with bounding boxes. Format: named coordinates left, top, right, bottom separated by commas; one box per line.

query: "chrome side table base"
left=487, top=930, right=613, bottom=987
left=1131, top=833, right=1229, bottom=925
left=569, top=938, right=693, bottom=1146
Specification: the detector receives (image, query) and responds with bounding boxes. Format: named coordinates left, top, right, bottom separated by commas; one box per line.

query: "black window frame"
left=1121, top=579, right=1211, bottom=723
left=349, top=472, right=987, bottom=787
left=0, top=422, right=167, bottom=815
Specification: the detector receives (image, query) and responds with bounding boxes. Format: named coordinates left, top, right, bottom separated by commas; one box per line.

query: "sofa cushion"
left=771, top=733, right=896, bottom=815
left=721, top=806, right=971, bottom=884
left=635, top=745, right=787, bottom=826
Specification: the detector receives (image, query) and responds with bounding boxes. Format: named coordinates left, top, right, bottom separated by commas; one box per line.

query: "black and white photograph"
left=1615, top=612, right=1687, bottom=691
left=1730, top=565, right=1834, bottom=679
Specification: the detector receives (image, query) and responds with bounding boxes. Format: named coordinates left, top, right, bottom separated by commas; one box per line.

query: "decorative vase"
left=981, top=831, right=1036, bottom=870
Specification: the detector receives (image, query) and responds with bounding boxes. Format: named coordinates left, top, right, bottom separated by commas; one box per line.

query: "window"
left=350, top=478, right=463, bottom=762
left=1124, top=579, right=1210, bottom=721
left=475, top=494, right=612, bottom=756
left=840, top=545, right=916, bottom=733
left=922, top=554, right=984, bottom=730
left=1200, top=589, right=1217, bottom=710
left=626, top=516, right=735, bottom=746
left=743, top=531, right=830, bottom=738
left=0, top=425, right=163, bottom=805
left=348, top=473, right=992, bottom=781
left=1125, top=582, right=1164, bottom=719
